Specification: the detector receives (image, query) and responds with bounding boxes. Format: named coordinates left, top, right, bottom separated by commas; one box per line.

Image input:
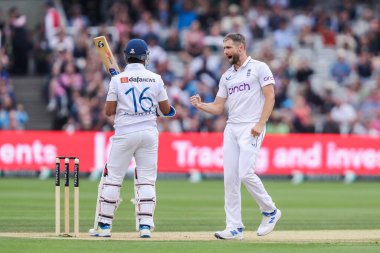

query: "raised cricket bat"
left=93, top=36, right=121, bottom=76
left=92, top=36, right=121, bottom=230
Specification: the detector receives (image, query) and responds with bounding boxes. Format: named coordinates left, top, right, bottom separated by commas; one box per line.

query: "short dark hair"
left=127, top=57, right=144, bottom=64
left=223, top=33, right=246, bottom=48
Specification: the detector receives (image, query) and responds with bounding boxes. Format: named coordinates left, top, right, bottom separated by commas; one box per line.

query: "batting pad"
left=98, top=183, right=122, bottom=225
left=135, top=183, right=156, bottom=228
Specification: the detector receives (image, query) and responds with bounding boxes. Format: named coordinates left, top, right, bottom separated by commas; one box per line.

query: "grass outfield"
left=0, top=178, right=379, bottom=252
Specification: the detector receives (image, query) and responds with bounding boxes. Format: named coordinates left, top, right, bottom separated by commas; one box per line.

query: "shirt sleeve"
left=216, top=77, right=228, bottom=98
left=258, top=62, right=275, bottom=87
left=157, top=77, right=169, bottom=102
left=106, top=77, right=117, bottom=101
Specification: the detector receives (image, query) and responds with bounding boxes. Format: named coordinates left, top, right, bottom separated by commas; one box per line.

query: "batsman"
left=89, top=38, right=175, bottom=238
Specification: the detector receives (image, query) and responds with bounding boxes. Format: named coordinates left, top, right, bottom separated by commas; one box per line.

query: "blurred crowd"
left=0, top=6, right=29, bottom=130
left=0, top=0, right=380, bottom=135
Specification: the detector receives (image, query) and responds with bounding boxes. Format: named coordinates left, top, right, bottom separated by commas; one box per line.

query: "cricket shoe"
left=257, top=209, right=282, bottom=236
left=89, top=223, right=111, bottom=237
left=214, top=227, right=243, bottom=240
left=139, top=225, right=151, bottom=238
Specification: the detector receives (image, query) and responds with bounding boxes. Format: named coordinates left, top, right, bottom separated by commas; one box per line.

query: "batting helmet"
left=124, top=39, right=149, bottom=61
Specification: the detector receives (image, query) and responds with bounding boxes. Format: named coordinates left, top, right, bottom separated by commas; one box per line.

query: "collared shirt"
left=216, top=56, right=275, bottom=124
left=107, top=63, right=168, bottom=134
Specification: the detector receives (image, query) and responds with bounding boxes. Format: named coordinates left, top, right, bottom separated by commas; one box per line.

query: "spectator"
left=14, top=104, right=29, bottom=130
left=190, top=46, right=220, bottom=85
left=73, top=29, right=90, bottom=70
left=302, top=81, right=325, bottom=113
left=144, top=33, right=168, bottom=72
left=32, top=23, right=50, bottom=75
left=352, top=7, right=373, bottom=37
left=220, top=4, right=246, bottom=35
left=330, top=97, right=357, bottom=134
left=183, top=20, right=205, bottom=57
left=267, top=110, right=290, bottom=134
left=50, top=28, right=75, bottom=53
left=204, top=22, right=224, bottom=52
left=295, top=58, right=314, bottom=83
left=44, top=0, right=63, bottom=48
left=156, top=60, right=176, bottom=87
left=10, top=0, right=377, bottom=135
left=368, top=19, right=380, bottom=55
left=292, top=94, right=315, bottom=133
left=273, top=19, right=295, bottom=49
left=268, top=4, right=286, bottom=31
left=157, top=0, right=171, bottom=26
left=336, top=25, right=357, bottom=53
left=245, top=0, right=268, bottom=39
left=132, top=10, right=161, bottom=38
left=351, top=115, right=379, bottom=136
left=322, top=112, right=341, bottom=134
left=174, top=1, right=198, bottom=32
left=68, top=4, right=89, bottom=33
left=111, top=3, right=132, bottom=38
left=356, top=50, right=373, bottom=82
left=330, top=49, right=351, bottom=84
left=196, top=0, right=218, bottom=30
left=0, top=8, right=5, bottom=46
left=162, top=28, right=182, bottom=52
left=274, top=77, right=291, bottom=109
left=7, top=7, right=29, bottom=74
left=297, top=25, right=317, bottom=49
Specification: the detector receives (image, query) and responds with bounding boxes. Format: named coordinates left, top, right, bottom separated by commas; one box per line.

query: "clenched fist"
left=190, top=94, right=202, bottom=109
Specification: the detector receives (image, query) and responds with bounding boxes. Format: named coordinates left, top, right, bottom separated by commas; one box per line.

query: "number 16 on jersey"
left=93, top=36, right=121, bottom=76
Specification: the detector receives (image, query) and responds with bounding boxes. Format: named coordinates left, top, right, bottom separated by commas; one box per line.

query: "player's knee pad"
left=135, top=182, right=156, bottom=222
left=98, top=181, right=122, bottom=224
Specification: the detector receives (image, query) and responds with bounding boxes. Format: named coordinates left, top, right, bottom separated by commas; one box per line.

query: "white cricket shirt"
left=216, top=56, right=275, bottom=124
left=107, top=63, right=168, bottom=134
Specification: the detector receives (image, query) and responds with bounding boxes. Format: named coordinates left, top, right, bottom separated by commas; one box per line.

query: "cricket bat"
left=92, top=36, right=121, bottom=231
left=93, top=36, right=121, bottom=76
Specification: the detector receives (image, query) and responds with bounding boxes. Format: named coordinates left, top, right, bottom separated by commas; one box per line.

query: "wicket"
left=55, top=156, right=79, bottom=237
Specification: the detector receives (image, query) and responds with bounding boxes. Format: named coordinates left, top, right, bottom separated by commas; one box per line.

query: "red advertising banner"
left=0, top=131, right=380, bottom=175
left=159, top=133, right=380, bottom=175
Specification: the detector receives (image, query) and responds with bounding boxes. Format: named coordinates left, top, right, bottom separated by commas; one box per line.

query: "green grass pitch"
left=0, top=178, right=379, bottom=252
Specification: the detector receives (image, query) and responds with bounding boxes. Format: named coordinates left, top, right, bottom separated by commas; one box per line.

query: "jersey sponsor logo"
left=120, top=77, right=129, bottom=83
left=247, top=69, right=251, bottom=77
left=228, top=83, right=251, bottom=95
left=225, top=75, right=233, bottom=80
left=263, top=76, right=274, bottom=82
left=127, top=76, right=156, bottom=83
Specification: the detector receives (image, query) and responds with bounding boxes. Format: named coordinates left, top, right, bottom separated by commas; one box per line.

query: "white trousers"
left=104, top=128, right=158, bottom=227
left=223, top=123, right=276, bottom=229
left=107, top=128, right=158, bottom=183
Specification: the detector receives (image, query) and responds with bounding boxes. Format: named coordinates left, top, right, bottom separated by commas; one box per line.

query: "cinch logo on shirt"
left=263, top=76, right=274, bottom=82
left=228, top=83, right=251, bottom=95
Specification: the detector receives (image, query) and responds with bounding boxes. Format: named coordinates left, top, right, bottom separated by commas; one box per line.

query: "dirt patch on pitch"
left=0, top=230, right=379, bottom=243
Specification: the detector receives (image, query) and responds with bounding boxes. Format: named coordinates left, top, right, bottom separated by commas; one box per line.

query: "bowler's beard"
left=230, top=53, right=240, bottom=65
